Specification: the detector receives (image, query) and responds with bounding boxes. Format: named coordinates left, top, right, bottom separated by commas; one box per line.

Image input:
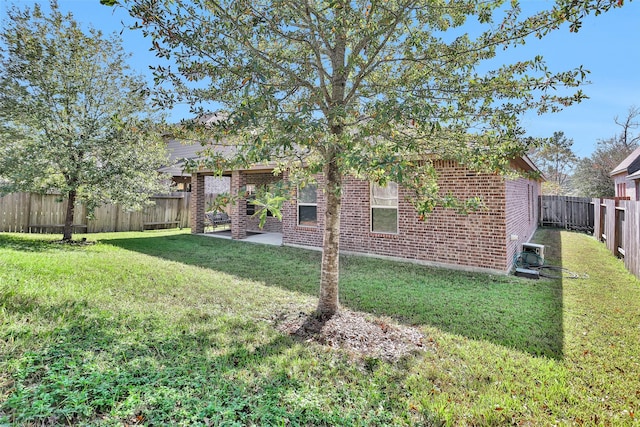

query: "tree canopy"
left=109, top=0, right=626, bottom=316
left=529, top=131, right=577, bottom=195
left=0, top=1, right=169, bottom=241
left=573, top=106, right=640, bottom=197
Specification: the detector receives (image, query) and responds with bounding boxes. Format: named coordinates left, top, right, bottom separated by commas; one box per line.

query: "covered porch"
left=189, top=167, right=284, bottom=240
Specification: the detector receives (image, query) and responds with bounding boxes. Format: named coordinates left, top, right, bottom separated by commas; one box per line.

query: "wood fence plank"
left=541, top=196, right=640, bottom=283
left=0, top=192, right=199, bottom=234
left=539, top=196, right=594, bottom=231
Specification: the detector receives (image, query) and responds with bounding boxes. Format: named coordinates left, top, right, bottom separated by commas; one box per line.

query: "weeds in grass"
left=109, top=232, right=563, bottom=358
left=1, top=229, right=639, bottom=425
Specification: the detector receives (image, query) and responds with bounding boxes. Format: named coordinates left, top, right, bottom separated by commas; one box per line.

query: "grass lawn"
left=0, top=228, right=639, bottom=425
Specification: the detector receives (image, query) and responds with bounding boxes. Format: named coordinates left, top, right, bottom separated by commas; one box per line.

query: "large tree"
left=573, top=106, right=640, bottom=197
left=0, top=1, right=168, bottom=241
left=108, top=0, right=625, bottom=317
left=529, top=131, right=577, bottom=195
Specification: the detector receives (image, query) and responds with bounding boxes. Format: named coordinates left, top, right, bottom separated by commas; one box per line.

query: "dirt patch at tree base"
left=50, top=238, right=95, bottom=246
left=274, top=308, right=432, bottom=363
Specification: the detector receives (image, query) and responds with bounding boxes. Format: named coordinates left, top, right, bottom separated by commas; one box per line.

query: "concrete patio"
left=199, top=229, right=283, bottom=246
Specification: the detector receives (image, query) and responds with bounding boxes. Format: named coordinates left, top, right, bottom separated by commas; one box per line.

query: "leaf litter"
left=273, top=307, right=432, bottom=363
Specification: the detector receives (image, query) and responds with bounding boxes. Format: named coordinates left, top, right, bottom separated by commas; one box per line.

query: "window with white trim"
left=371, top=182, right=398, bottom=233
left=298, top=184, right=317, bottom=226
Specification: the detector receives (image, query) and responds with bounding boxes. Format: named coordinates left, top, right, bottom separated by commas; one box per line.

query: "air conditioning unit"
left=522, top=243, right=544, bottom=266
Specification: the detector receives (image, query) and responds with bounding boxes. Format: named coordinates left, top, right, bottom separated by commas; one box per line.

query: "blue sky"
left=2, top=0, right=638, bottom=158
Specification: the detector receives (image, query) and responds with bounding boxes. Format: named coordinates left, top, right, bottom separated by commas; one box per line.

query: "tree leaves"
left=528, top=131, right=578, bottom=195
left=110, top=0, right=628, bottom=313
left=0, top=1, right=169, bottom=239
left=572, top=106, right=640, bottom=197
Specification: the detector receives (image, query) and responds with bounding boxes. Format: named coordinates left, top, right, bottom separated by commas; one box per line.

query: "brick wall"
left=282, top=161, right=520, bottom=272
left=230, top=170, right=247, bottom=239
left=244, top=172, right=284, bottom=233
left=504, top=177, right=541, bottom=270
left=190, top=173, right=206, bottom=234
left=172, top=175, right=229, bottom=194
left=282, top=173, right=326, bottom=247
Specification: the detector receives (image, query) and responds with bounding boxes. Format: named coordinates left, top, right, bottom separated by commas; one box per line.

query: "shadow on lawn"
left=530, top=227, right=564, bottom=357
left=0, top=296, right=419, bottom=425
left=0, top=234, right=85, bottom=252
left=104, top=231, right=565, bottom=359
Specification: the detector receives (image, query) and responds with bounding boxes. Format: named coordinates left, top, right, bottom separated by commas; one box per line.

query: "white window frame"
left=370, top=182, right=398, bottom=234
left=297, top=184, right=318, bottom=227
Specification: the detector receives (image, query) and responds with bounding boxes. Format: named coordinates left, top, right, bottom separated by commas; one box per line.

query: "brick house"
left=189, top=156, right=541, bottom=274
left=610, top=146, right=640, bottom=200
left=160, top=138, right=230, bottom=194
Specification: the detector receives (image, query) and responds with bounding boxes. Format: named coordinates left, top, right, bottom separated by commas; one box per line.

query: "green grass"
left=0, top=228, right=639, bottom=425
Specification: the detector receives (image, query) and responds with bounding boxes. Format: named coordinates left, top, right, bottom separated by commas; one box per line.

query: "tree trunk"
left=317, top=153, right=342, bottom=319
left=317, top=25, right=346, bottom=319
left=63, top=190, right=76, bottom=241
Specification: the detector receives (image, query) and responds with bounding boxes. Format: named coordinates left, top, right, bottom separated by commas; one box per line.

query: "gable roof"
left=159, top=112, right=233, bottom=176
left=512, top=154, right=543, bottom=177
left=158, top=139, right=203, bottom=176
left=162, top=137, right=542, bottom=179
left=160, top=139, right=244, bottom=176
left=610, top=145, right=640, bottom=176
left=160, top=113, right=542, bottom=178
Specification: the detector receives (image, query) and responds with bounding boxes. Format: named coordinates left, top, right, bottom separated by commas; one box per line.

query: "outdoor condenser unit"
left=522, top=243, right=545, bottom=266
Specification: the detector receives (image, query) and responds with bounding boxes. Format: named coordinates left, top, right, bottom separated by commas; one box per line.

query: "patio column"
left=190, top=172, right=206, bottom=234
left=231, top=170, right=247, bottom=240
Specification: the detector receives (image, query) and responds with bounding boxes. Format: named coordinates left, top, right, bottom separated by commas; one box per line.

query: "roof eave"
left=511, top=154, right=545, bottom=181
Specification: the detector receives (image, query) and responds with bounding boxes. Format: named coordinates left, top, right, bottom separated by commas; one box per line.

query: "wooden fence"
left=593, top=198, right=640, bottom=280
left=0, top=192, right=217, bottom=234
left=539, top=196, right=594, bottom=232
left=540, top=195, right=640, bottom=280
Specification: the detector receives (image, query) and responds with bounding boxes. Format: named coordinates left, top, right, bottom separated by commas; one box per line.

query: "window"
left=245, top=184, right=256, bottom=215
left=371, top=182, right=398, bottom=233
left=527, top=184, right=531, bottom=223
left=245, top=184, right=273, bottom=217
left=298, top=184, right=317, bottom=226
left=176, top=182, right=191, bottom=192
left=617, top=182, right=627, bottom=198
